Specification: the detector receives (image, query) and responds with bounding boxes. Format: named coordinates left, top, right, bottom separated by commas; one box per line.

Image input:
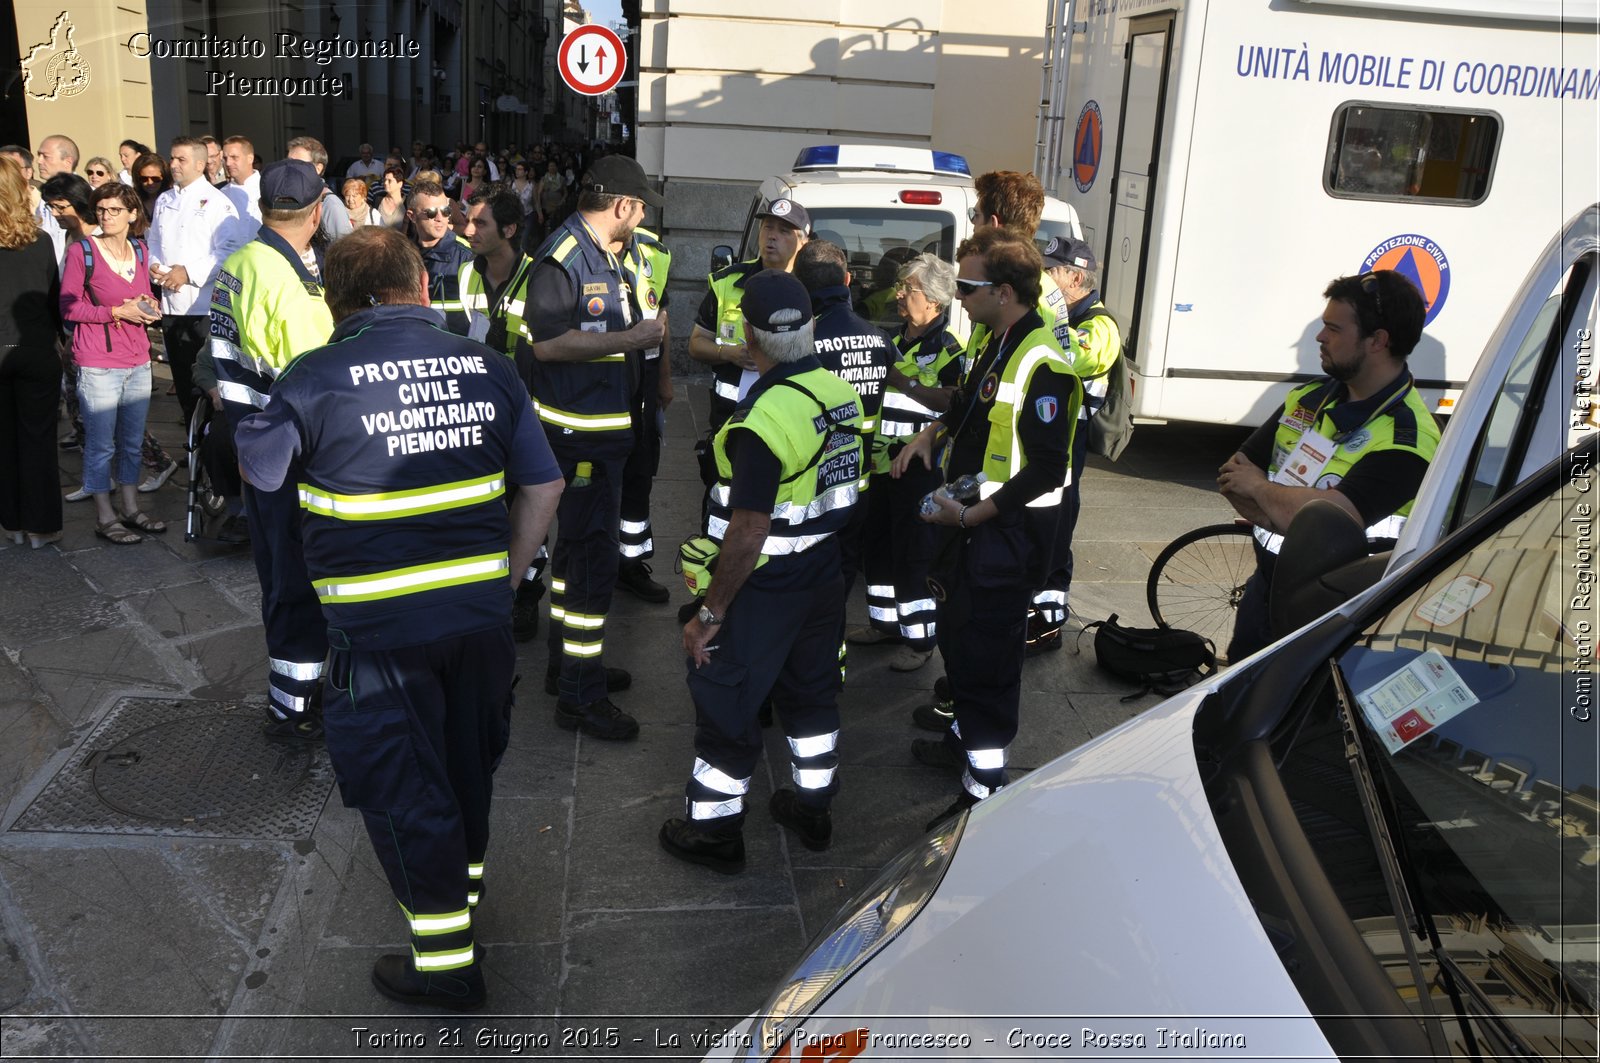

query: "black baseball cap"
left=1042, top=236, right=1096, bottom=272
left=755, top=197, right=811, bottom=236
left=580, top=155, right=664, bottom=207
left=741, top=269, right=813, bottom=333
left=259, top=159, right=324, bottom=210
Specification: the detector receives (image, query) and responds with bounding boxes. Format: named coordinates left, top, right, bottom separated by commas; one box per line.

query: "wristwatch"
left=697, top=605, right=725, bottom=626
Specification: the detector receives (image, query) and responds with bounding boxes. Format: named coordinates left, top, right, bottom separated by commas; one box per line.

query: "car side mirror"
left=711, top=244, right=734, bottom=272
left=1269, top=499, right=1383, bottom=640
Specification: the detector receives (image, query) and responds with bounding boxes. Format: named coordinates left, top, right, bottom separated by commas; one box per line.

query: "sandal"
left=96, top=520, right=143, bottom=545
left=119, top=510, right=167, bottom=534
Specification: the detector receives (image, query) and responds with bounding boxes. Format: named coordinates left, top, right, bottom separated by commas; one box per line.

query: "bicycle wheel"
left=1147, top=523, right=1256, bottom=653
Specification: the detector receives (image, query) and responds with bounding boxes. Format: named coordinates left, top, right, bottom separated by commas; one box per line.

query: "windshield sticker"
left=1355, top=649, right=1481, bottom=754
left=1413, top=575, right=1494, bottom=627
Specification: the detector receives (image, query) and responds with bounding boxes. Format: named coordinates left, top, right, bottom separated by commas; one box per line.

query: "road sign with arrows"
left=558, top=24, right=626, bottom=97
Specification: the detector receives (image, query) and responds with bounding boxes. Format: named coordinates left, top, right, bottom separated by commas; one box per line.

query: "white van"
left=1040, top=0, right=1598, bottom=428
left=723, top=145, right=1083, bottom=337
left=703, top=204, right=1598, bottom=1061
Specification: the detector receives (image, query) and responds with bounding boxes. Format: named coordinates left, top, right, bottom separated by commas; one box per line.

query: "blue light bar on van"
left=792, top=145, right=972, bottom=176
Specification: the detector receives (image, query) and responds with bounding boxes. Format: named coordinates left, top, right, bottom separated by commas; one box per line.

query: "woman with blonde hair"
left=83, top=156, right=116, bottom=189
left=0, top=155, right=66, bottom=548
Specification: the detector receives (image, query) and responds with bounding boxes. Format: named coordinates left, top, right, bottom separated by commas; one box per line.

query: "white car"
left=706, top=207, right=1600, bottom=1061
left=722, top=145, right=1082, bottom=336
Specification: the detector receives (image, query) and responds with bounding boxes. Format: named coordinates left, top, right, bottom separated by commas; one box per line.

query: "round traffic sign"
left=558, top=25, right=626, bottom=96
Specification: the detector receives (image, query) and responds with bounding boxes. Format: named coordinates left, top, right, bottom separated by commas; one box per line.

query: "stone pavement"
left=0, top=362, right=1244, bottom=1060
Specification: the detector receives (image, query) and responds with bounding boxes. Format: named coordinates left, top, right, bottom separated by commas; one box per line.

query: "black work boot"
left=554, top=697, right=639, bottom=740
left=769, top=788, right=832, bottom=851
left=616, top=559, right=670, bottom=603
left=370, top=954, right=486, bottom=1011
left=512, top=580, right=545, bottom=643
left=545, top=666, right=632, bottom=697
left=911, top=737, right=965, bottom=773
left=658, top=817, right=746, bottom=874
left=1024, top=607, right=1062, bottom=656
left=911, top=698, right=954, bottom=733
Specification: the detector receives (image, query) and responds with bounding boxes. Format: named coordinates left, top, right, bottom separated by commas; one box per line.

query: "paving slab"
left=123, top=581, right=253, bottom=641
left=178, top=627, right=271, bottom=702
left=64, top=539, right=203, bottom=598
left=18, top=628, right=183, bottom=727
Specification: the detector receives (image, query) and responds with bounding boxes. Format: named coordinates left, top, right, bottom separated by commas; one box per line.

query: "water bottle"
left=920, top=473, right=986, bottom=516
left=571, top=461, right=593, bottom=488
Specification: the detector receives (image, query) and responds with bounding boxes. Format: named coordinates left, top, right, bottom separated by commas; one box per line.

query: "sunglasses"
left=1359, top=272, right=1385, bottom=317
left=954, top=278, right=997, bottom=297
left=86, top=169, right=108, bottom=177
left=138, top=175, right=163, bottom=184
left=414, top=206, right=450, bottom=220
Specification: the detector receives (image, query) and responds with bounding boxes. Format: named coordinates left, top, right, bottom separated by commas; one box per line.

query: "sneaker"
left=658, top=817, right=745, bottom=874
left=263, top=713, right=324, bottom=742
left=911, top=737, right=965, bottom=773
left=925, top=792, right=979, bottom=833
left=615, top=559, right=670, bottom=604
left=544, top=666, right=632, bottom=697
left=845, top=625, right=898, bottom=646
left=677, top=596, right=705, bottom=625
left=911, top=699, right=955, bottom=733
left=64, top=486, right=91, bottom=503
left=889, top=646, right=934, bottom=672
left=554, top=697, right=639, bottom=741
left=1024, top=608, right=1062, bottom=657
left=769, top=788, right=831, bottom=851
left=512, top=580, right=544, bottom=643
left=369, top=953, right=485, bottom=1012
left=137, top=459, right=179, bottom=493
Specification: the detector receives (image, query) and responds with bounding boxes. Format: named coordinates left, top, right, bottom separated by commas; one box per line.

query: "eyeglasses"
left=86, top=169, right=108, bottom=177
left=893, top=282, right=924, bottom=296
left=1359, top=272, right=1385, bottom=318
left=95, top=206, right=128, bottom=216
left=954, top=278, right=996, bottom=297
left=414, top=206, right=449, bottom=220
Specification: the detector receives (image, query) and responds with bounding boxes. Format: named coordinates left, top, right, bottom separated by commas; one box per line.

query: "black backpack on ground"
left=1077, top=613, right=1216, bottom=701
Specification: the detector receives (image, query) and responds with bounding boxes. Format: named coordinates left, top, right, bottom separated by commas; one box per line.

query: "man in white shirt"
left=33, top=134, right=77, bottom=263
left=346, top=143, right=383, bottom=188
left=147, top=136, right=247, bottom=426
left=222, top=135, right=263, bottom=236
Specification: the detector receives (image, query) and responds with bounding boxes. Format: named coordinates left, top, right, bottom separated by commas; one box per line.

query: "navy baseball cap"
left=755, top=197, right=811, bottom=236
left=259, top=158, right=324, bottom=210
left=1042, top=236, right=1096, bottom=272
left=742, top=269, right=813, bottom=333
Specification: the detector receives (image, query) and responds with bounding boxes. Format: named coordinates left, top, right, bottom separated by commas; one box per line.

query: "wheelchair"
left=183, top=400, right=244, bottom=544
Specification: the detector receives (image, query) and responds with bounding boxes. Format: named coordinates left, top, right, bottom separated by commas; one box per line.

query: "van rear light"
left=900, top=190, right=942, bottom=205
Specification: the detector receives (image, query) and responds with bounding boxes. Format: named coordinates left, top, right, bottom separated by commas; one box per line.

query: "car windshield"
left=1277, top=450, right=1598, bottom=1056
left=742, top=206, right=956, bottom=333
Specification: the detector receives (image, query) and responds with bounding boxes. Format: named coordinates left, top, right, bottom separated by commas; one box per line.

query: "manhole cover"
left=90, top=715, right=311, bottom=823
left=11, top=698, right=334, bottom=839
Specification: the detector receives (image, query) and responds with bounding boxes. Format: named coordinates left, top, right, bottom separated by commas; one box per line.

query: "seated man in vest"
left=1218, top=270, right=1439, bottom=662
left=235, top=226, right=565, bottom=1010
left=662, top=270, right=866, bottom=873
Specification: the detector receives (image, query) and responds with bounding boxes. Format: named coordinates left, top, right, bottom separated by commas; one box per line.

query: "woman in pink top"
left=59, top=182, right=165, bottom=544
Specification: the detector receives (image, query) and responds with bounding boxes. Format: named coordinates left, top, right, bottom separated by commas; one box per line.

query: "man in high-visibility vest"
left=236, top=226, right=564, bottom=1011
left=1218, top=270, right=1438, bottom=661
left=208, top=158, right=335, bottom=741
left=524, top=154, right=667, bottom=739
left=661, top=269, right=866, bottom=873
left=614, top=225, right=674, bottom=603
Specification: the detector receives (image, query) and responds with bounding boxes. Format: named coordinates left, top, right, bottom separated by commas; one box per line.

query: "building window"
left=1325, top=103, right=1500, bottom=204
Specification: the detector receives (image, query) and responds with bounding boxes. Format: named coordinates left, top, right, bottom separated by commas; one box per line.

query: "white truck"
left=1037, top=0, right=1598, bottom=426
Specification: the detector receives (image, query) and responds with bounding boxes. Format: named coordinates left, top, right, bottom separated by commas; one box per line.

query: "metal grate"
left=11, top=698, right=334, bottom=839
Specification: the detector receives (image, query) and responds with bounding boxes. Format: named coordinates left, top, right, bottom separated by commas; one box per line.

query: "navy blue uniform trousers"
left=546, top=449, right=626, bottom=705
left=323, top=624, right=515, bottom=971
left=243, top=478, right=327, bottom=720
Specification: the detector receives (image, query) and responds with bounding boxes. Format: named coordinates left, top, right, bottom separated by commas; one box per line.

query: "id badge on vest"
left=468, top=313, right=490, bottom=344
left=1272, top=429, right=1336, bottom=488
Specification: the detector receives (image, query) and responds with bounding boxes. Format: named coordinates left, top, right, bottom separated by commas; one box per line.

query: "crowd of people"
left=0, top=127, right=1437, bottom=1013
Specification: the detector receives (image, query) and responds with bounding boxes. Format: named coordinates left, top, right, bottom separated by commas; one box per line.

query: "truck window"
left=1325, top=104, right=1500, bottom=205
